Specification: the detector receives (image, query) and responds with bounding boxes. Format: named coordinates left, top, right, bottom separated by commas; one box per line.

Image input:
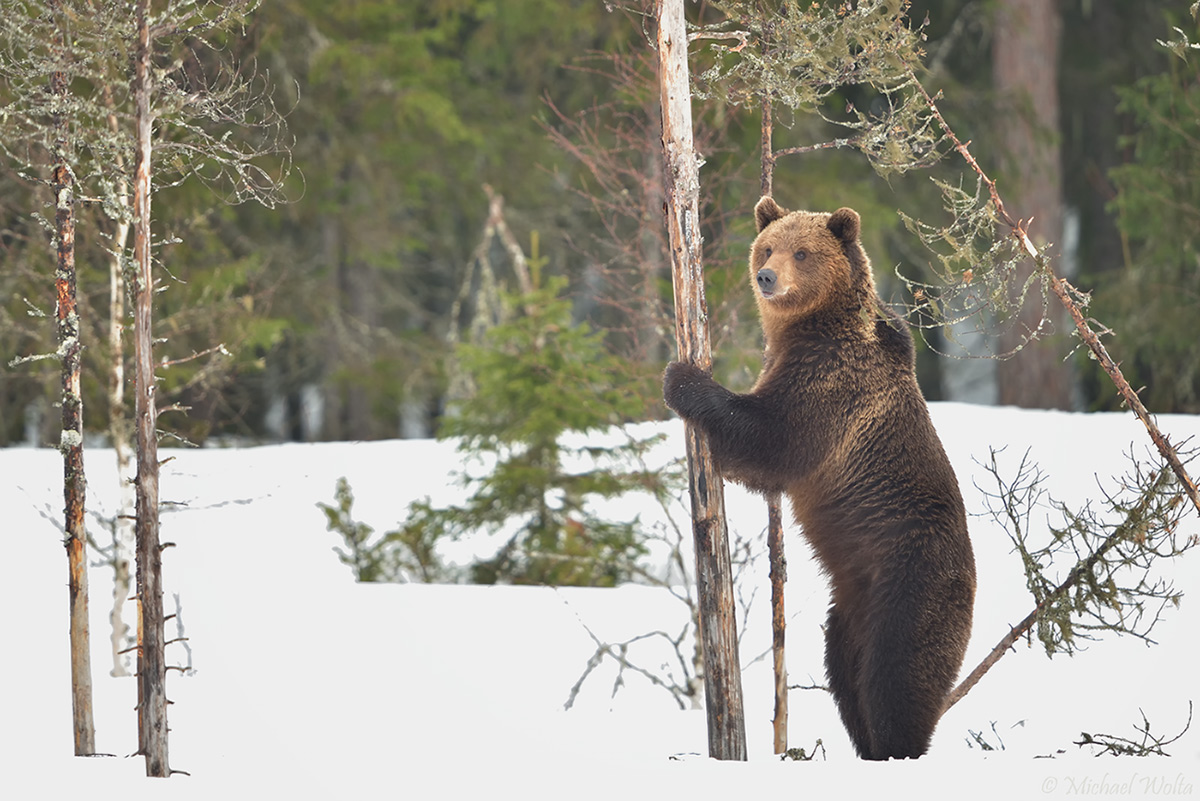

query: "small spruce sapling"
left=427, top=273, right=661, bottom=587
left=321, top=266, right=669, bottom=587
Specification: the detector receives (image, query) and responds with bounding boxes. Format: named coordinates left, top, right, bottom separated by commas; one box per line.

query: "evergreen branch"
left=943, top=456, right=1183, bottom=714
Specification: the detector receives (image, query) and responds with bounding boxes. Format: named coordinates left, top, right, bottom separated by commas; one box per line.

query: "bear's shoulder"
left=873, top=303, right=916, bottom=368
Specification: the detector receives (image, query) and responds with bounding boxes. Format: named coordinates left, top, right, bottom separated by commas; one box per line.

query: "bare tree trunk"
left=767, top=494, right=788, bottom=754
left=132, top=0, right=170, bottom=777
left=993, top=0, right=1073, bottom=409
left=51, top=5, right=95, bottom=753
left=656, top=0, right=747, bottom=761
left=760, top=91, right=788, bottom=755
left=103, top=83, right=135, bottom=679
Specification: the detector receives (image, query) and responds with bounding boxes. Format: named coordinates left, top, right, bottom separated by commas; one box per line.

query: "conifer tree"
left=425, top=273, right=661, bottom=587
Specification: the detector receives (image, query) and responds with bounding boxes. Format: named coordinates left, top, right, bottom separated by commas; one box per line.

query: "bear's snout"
left=756, top=268, right=777, bottom=296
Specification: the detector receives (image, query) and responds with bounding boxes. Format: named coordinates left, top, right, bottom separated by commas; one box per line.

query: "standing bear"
left=663, top=197, right=975, bottom=760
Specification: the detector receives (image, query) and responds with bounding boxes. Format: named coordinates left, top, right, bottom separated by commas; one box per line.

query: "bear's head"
left=749, top=196, right=875, bottom=335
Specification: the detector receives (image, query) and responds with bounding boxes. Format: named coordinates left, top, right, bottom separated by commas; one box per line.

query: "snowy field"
left=2, top=403, right=1198, bottom=798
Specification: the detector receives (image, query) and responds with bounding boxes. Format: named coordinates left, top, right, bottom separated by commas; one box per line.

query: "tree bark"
left=656, top=0, right=747, bottom=761
left=132, top=0, right=170, bottom=777
left=640, top=140, right=667, bottom=366
left=51, top=3, right=95, bottom=753
left=992, top=0, right=1073, bottom=409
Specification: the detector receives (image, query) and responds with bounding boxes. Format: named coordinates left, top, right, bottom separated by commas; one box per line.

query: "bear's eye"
left=794, top=250, right=807, bottom=261
left=763, top=247, right=773, bottom=258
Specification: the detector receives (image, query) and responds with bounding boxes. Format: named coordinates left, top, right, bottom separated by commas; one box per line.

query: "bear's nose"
left=756, top=268, right=777, bottom=295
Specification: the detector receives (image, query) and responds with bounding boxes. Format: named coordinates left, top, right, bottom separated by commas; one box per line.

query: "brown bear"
left=663, top=197, right=975, bottom=760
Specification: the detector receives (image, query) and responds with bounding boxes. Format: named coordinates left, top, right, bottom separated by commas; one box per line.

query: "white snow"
left=1, top=403, right=1198, bottom=798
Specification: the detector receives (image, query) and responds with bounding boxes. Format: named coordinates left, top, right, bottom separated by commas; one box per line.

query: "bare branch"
left=158, top=343, right=229, bottom=368
left=1074, top=702, right=1193, bottom=757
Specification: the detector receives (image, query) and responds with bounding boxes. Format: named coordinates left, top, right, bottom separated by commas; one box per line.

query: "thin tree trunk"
left=760, top=91, right=788, bottom=755
left=760, top=94, right=773, bottom=198
left=132, top=0, right=170, bottom=776
left=656, top=0, right=747, bottom=761
left=103, top=83, right=135, bottom=679
left=51, top=5, right=95, bottom=754
left=992, top=0, right=1073, bottom=409
left=767, top=494, right=787, bottom=754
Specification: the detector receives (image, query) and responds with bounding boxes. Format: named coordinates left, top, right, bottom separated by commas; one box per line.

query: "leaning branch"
left=913, top=74, right=1200, bottom=519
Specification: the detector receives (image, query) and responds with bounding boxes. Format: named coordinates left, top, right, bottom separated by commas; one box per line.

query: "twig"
left=912, top=72, right=1200, bottom=519
left=1075, top=701, right=1193, bottom=757
left=563, top=619, right=694, bottom=711
left=772, top=136, right=859, bottom=160
left=158, top=343, right=229, bottom=368
left=688, top=29, right=750, bottom=47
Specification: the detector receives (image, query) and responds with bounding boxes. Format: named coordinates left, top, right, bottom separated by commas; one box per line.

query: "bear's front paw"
left=663, top=361, right=709, bottom=415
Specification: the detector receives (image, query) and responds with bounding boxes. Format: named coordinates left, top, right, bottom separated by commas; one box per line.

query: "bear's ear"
left=827, top=207, right=861, bottom=243
left=755, top=196, right=787, bottom=233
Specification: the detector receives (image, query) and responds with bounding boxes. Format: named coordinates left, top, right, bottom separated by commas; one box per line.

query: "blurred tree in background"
left=1095, top=19, right=1200, bottom=413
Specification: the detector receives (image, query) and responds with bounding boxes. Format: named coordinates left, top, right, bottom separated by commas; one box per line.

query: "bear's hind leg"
left=824, top=605, right=873, bottom=759
left=857, top=601, right=950, bottom=760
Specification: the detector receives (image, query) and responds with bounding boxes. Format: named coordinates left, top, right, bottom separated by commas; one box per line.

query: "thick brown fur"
left=664, top=197, right=976, bottom=760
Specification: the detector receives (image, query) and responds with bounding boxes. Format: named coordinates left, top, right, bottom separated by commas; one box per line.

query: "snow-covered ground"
left=2, top=403, right=1198, bottom=798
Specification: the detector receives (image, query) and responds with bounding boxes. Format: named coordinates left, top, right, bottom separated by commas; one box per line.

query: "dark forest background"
left=2, top=0, right=1198, bottom=447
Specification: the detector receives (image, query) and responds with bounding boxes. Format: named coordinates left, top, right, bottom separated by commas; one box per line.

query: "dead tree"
left=759, top=88, right=788, bottom=756
left=656, top=0, right=747, bottom=761
left=123, top=0, right=288, bottom=774
left=766, top=490, right=787, bottom=753
left=50, top=0, right=95, bottom=756
left=131, top=0, right=169, bottom=777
